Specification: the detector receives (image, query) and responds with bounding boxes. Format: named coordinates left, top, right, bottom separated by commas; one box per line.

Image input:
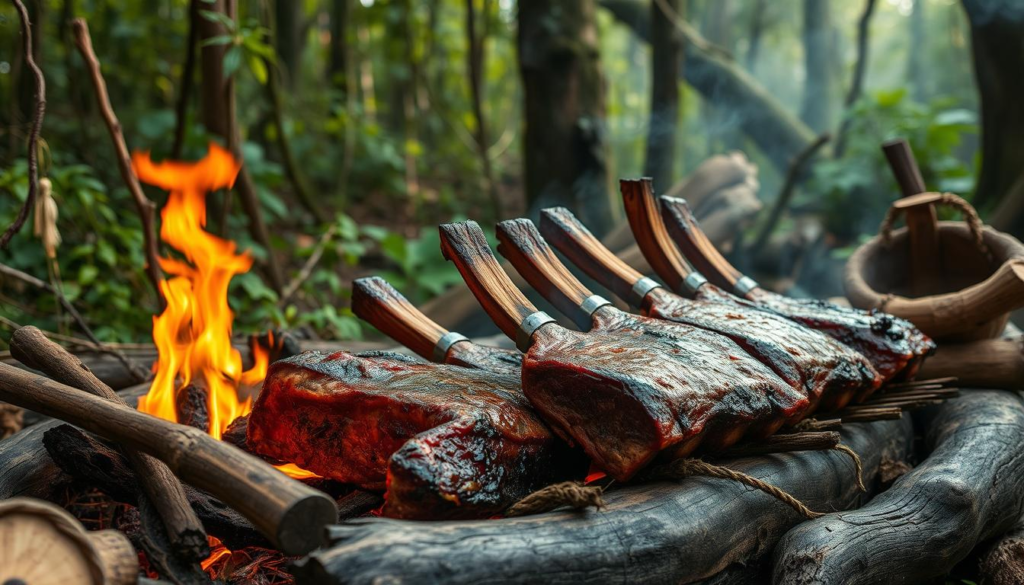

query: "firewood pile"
left=1, top=144, right=1023, bottom=585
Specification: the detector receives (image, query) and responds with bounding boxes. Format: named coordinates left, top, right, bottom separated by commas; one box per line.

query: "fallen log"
left=0, top=362, right=337, bottom=555
left=917, top=336, right=1023, bottom=390
left=11, top=326, right=209, bottom=563
left=981, top=512, right=1024, bottom=585
left=773, top=390, right=1024, bottom=584
left=291, top=418, right=913, bottom=585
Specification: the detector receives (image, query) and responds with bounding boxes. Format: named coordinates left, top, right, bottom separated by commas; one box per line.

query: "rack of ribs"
left=619, top=178, right=934, bottom=383
left=441, top=220, right=805, bottom=481
left=537, top=207, right=881, bottom=411
left=246, top=349, right=586, bottom=520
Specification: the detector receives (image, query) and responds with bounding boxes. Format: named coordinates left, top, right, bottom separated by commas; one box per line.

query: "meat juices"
left=442, top=221, right=800, bottom=481
left=538, top=207, right=882, bottom=411
left=247, top=350, right=585, bottom=520
left=655, top=192, right=936, bottom=381
left=352, top=276, right=521, bottom=375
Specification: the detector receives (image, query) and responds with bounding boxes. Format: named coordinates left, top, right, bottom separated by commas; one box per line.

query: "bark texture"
left=292, top=418, right=913, bottom=584
left=773, top=390, right=1024, bottom=584
left=519, top=0, right=614, bottom=234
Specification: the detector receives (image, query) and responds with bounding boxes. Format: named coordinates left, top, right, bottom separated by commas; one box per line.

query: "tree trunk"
left=601, top=0, right=817, bottom=176
left=799, top=0, right=838, bottom=133
left=328, top=0, right=349, bottom=91
left=643, top=0, right=684, bottom=194
left=172, top=0, right=199, bottom=159
left=744, top=0, right=767, bottom=72
left=906, top=0, right=927, bottom=102
left=274, top=0, right=303, bottom=89
left=518, top=0, right=615, bottom=235
left=962, top=0, right=1024, bottom=221
left=466, top=0, right=501, bottom=217
left=199, top=0, right=284, bottom=292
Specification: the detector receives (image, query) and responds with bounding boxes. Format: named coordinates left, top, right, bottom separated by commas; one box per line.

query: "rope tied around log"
left=647, top=458, right=824, bottom=519
left=505, top=481, right=605, bottom=517
left=879, top=192, right=993, bottom=263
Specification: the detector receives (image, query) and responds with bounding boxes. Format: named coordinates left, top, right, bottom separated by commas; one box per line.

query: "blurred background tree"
left=0, top=0, right=1015, bottom=343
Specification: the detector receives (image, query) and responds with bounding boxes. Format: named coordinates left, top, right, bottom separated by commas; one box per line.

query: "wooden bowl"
left=845, top=220, right=1024, bottom=341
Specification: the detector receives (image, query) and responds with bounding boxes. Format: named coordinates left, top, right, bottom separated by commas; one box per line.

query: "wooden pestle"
left=882, top=139, right=941, bottom=296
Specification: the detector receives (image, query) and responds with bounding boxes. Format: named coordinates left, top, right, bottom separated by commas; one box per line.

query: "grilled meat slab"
left=247, top=350, right=584, bottom=519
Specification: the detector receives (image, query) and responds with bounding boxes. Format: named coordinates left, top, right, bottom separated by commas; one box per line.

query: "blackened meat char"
left=653, top=285, right=882, bottom=409
left=523, top=306, right=802, bottom=478
left=658, top=195, right=935, bottom=381
left=246, top=350, right=585, bottom=520
left=742, top=291, right=934, bottom=382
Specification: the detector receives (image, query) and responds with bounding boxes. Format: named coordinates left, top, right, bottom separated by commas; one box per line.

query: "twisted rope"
left=505, top=481, right=605, bottom=517
left=880, top=192, right=992, bottom=262
left=646, top=458, right=824, bottom=519
left=834, top=444, right=866, bottom=492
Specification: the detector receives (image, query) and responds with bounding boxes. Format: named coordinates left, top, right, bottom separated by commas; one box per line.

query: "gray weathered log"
left=773, top=390, right=1024, bottom=584
left=981, top=512, right=1024, bottom=585
left=291, top=418, right=913, bottom=585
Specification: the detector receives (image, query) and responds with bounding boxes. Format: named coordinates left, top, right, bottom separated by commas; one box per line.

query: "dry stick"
left=749, top=132, right=831, bottom=253
left=648, top=458, right=824, bottom=519
left=787, top=418, right=843, bottom=433
left=716, top=431, right=840, bottom=458
left=71, top=19, right=165, bottom=311
left=0, top=361, right=336, bottom=555
left=0, top=262, right=145, bottom=382
left=9, top=327, right=209, bottom=563
left=279, top=223, right=338, bottom=304
left=0, top=0, right=46, bottom=248
left=885, top=376, right=957, bottom=390
left=839, top=408, right=903, bottom=423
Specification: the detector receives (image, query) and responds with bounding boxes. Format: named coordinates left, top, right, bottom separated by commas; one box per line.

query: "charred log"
left=292, top=418, right=912, bottom=584
left=773, top=390, right=1024, bottom=584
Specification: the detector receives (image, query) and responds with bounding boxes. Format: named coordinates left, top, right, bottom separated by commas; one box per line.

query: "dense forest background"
left=0, top=0, right=1019, bottom=344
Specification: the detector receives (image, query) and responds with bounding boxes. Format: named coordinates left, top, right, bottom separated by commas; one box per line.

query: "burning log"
left=292, top=418, right=912, bottom=584
left=10, top=326, right=210, bottom=563
left=0, top=497, right=137, bottom=585
left=772, top=390, right=1024, bottom=583
left=0, top=361, right=337, bottom=555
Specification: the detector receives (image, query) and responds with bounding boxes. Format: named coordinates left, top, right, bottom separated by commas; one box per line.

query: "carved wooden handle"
left=352, top=277, right=451, bottom=361
left=540, top=207, right=652, bottom=307
left=497, top=218, right=605, bottom=331
left=882, top=139, right=927, bottom=197
left=439, top=221, right=550, bottom=348
left=620, top=179, right=695, bottom=294
left=658, top=196, right=747, bottom=293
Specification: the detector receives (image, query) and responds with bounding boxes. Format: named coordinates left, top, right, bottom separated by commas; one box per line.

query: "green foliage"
left=805, top=89, right=978, bottom=241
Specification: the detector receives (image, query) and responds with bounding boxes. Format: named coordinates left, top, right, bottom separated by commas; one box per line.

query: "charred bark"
left=292, top=418, right=913, bottom=584
left=519, top=0, right=614, bottom=234
left=773, top=390, right=1024, bottom=584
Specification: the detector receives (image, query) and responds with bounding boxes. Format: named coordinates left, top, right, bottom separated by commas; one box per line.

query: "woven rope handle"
left=879, top=192, right=991, bottom=261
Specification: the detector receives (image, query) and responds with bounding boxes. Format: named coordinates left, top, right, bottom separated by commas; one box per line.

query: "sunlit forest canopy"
left=0, top=0, right=1013, bottom=344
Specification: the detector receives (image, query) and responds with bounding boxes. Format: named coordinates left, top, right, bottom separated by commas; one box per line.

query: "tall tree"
left=799, top=0, right=838, bottom=133
left=518, top=0, right=614, bottom=234
left=906, top=0, right=927, bottom=102
left=274, top=0, right=303, bottom=88
left=198, top=0, right=284, bottom=292
left=644, top=0, right=684, bottom=193
left=466, top=0, right=500, bottom=217
left=328, top=0, right=350, bottom=91
left=962, top=0, right=1024, bottom=235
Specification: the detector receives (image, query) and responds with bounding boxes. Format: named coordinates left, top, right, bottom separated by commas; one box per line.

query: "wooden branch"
left=750, top=133, right=831, bottom=253
left=0, top=0, right=46, bottom=248
left=71, top=18, right=165, bottom=310
left=917, top=337, right=1024, bottom=390
left=773, top=390, right=1024, bottom=583
left=280, top=223, right=337, bottom=303
left=10, top=326, right=209, bottom=562
left=0, top=362, right=337, bottom=555
left=292, top=419, right=913, bottom=584
left=714, top=431, right=839, bottom=459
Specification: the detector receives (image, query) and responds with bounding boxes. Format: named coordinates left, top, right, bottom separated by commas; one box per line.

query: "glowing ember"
left=201, top=536, right=232, bottom=571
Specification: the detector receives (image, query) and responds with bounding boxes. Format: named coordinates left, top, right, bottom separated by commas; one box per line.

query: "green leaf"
left=78, top=265, right=99, bottom=285
left=247, top=54, right=268, bottom=85
left=200, top=34, right=235, bottom=47
left=223, top=46, right=243, bottom=79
